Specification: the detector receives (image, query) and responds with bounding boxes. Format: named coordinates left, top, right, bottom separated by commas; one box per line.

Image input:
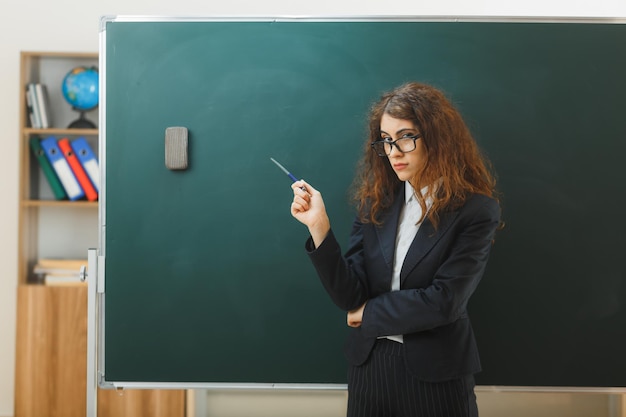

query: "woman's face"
left=379, top=113, right=427, bottom=184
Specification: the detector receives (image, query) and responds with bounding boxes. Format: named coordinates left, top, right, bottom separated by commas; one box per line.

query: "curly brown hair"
left=352, top=82, right=498, bottom=229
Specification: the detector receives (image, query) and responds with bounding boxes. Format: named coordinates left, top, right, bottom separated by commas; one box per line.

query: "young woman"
left=290, top=82, right=502, bottom=417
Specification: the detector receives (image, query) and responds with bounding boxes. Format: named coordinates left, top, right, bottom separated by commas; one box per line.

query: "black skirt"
left=347, top=338, right=479, bottom=417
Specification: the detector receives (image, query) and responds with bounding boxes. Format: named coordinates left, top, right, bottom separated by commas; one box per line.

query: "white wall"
left=1, top=1, right=625, bottom=416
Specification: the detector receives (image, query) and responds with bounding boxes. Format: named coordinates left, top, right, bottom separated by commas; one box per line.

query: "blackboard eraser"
left=165, top=127, right=188, bottom=170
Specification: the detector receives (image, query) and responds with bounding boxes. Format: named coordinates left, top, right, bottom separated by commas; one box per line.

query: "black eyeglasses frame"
left=370, top=134, right=422, bottom=157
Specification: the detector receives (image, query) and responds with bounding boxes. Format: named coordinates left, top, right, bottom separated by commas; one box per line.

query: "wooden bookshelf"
left=15, top=51, right=186, bottom=417
left=18, top=51, right=100, bottom=286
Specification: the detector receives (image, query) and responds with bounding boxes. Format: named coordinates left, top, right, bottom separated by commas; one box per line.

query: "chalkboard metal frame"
left=92, top=15, right=626, bottom=395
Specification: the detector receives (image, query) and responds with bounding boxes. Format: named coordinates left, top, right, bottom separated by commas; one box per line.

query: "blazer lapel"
left=400, top=206, right=461, bottom=284
left=375, top=187, right=405, bottom=269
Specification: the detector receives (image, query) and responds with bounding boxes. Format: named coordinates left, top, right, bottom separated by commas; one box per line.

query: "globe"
left=62, top=66, right=99, bottom=128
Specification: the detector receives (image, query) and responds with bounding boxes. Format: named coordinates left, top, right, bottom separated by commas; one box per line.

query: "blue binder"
left=70, top=137, right=99, bottom=192
left=40, top=136, right=85, bottom=201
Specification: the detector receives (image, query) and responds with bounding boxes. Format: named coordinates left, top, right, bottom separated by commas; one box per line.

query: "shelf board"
left=21, top=200, right=98, bottom=208
left=24, top=128, right=98, bottom=136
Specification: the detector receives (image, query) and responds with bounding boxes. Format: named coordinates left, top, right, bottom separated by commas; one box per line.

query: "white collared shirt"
left=385, top=181, right=433, bottom=343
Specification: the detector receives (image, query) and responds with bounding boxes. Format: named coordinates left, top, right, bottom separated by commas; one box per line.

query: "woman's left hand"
left=347, top=302, right=367, bottom=328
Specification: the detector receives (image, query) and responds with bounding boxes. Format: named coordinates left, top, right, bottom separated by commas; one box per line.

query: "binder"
left=25, top=86, right=37, bottom=128
left=26, top=83, right=41, bottom=128
left=35, top=83, right=51, bottom=129
left=58, top=138, right=98, bottom=201
left=40, top=136, right=84, bottom=200
left=70, top=137, right=100, bottom=192
left=28, top=137, right=67, bottom=200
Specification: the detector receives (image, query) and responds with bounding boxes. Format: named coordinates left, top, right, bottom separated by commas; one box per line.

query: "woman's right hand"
left=291, top=180, right=331, bottom=248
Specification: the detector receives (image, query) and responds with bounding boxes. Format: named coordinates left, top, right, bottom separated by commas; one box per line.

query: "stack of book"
left=33, top=258, right=87, bottom=285
left=30, top=136, right=99, bottom=201
left=26, top=83, right=51, bottom=129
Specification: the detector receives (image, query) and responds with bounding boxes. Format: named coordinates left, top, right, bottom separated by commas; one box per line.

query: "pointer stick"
left=270, top=157, right=307, bottom=191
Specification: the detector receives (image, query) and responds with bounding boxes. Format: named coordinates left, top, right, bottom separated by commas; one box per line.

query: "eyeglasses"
left=371, top=134, right=422, bottom=157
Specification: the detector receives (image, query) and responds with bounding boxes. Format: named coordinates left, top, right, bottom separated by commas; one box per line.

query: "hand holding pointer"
left=290, top=180, right=330, bottom=248
left=270, top=157, right=330, bottom=247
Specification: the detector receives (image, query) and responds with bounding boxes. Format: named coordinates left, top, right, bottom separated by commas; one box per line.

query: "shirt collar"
left=405, top=181, right=430, bottom=205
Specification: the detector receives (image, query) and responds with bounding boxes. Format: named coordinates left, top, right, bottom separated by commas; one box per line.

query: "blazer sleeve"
left=306, top=219, right=371, bottom=311
left=360, top=196, right=501, bottom=338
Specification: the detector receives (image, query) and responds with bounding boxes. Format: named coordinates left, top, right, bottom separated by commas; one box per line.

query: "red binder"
left=58, top=138, right=98, bottom=201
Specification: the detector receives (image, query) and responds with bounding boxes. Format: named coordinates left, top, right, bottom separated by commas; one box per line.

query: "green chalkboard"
left=102, top=18, right=626, bottom=387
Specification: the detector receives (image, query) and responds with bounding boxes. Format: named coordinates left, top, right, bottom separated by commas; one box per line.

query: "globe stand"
left=68, top=110, right=96, bottom=129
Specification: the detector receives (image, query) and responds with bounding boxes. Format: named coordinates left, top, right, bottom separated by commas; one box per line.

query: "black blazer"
left=306, top=188, right=501, bottom=382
